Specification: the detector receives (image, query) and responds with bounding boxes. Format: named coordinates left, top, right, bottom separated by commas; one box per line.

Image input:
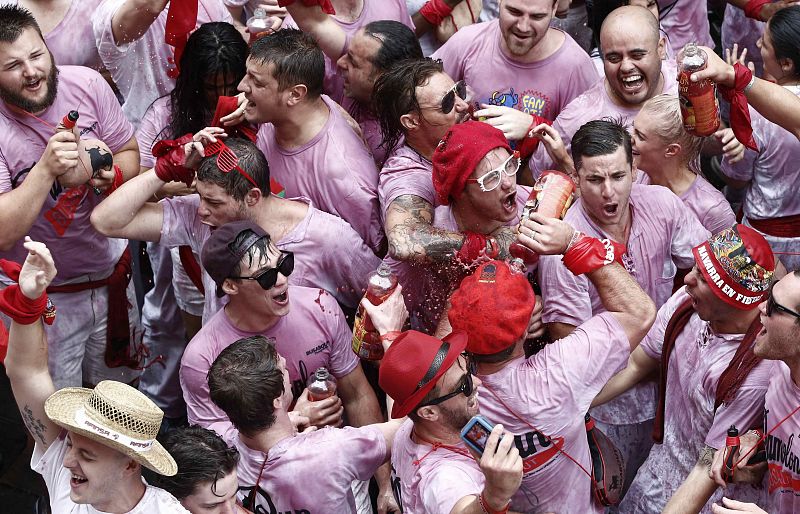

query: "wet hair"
left=249, top=29, right=324, bottom=98
left=767, top=6, right=800, bottom=80
left=147, top=426, right=239, bottom=501
left=373, top=58, right=445, bottom=162
left=228, top=229, right=272, bottom=278
left=208, top=336, right=285, bottom=437
left=362, top=21, right=423, bottom=73
left=640, top=94, right=703, bottom=170
left=571, top=118, right=633, bottom=172
left=196, top=137, right=271, bottom=200
left=167, top=22, right=248, bottom=139
left=0, top=4, right=43, bottom=43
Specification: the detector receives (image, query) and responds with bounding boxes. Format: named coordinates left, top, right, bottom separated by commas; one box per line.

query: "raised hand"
left=18, top=237, right=57, bottom=300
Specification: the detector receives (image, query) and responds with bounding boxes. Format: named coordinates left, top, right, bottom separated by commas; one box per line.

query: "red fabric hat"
left=692, top=224, right=775, bottom=310
left=448, top=260, right=535, bottom=355
left=379, top=330, right=468, bottom=418
left=432, top=121, right=510, bottom=205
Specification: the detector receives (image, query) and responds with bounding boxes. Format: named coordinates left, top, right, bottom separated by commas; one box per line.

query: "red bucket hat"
left=379, top=330, right=468, bottom=418
left=448, top=260, right=535, bottom=355
left=692, top=224, right=775, bottom=310
left=432, top=120, right=511, bottom=205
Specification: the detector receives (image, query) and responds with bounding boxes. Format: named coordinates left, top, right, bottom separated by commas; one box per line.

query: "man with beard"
left=0, top=5, right=141, bottom=388
left=433, top=0, right=598, bottom=142
left=537, top=118, right=710, bottom=500
left=592, top=225, right=775, bottom=513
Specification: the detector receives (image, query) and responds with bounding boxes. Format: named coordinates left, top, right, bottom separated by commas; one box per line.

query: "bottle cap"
left=727, top=425, right=738, bottom=436
left=254, top=7, right=267, bottom=17
left=67, top=110, right=79, bottom=122
left=315, top=367, right=330, bottom=380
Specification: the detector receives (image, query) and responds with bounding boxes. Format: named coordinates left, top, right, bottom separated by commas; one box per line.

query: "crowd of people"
left=0, top=0, right=798, bottom=513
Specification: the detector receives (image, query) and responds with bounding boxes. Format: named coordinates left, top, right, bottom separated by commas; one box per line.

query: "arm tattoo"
left=22, top=404, right=49, bottom=446
left=698, top=445, right=715, bottom=470
left=386, top=195, right=464, bottom=264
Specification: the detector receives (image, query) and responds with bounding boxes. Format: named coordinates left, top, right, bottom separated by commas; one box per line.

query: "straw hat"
left=44, top=381, right=177, bottom=476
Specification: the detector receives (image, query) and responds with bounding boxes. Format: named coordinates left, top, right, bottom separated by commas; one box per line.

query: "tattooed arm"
left=4, top=239, right=61, bottom=450
left=663, top=445, right=721, bottom=514
left=385, top=194, right=516, bottom=264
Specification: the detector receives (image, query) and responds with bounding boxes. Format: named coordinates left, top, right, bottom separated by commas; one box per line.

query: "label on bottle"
left=678, top=71, right=720, bottom=137
left=352, top=313, right=384, bottom=361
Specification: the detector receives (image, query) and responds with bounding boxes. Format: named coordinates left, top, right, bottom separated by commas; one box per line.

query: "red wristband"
left=562, top=233, right=626, bottom=276
left=106, top=164, right=124, bottom=195
left=457, top=232, right=488, bottom=264
left=419, top=0, right=454, bottom=26
left=718, top=63, right=759, bottom=152
left=479, top=491, right=510, bottom=514
left=516, top=115, right=553, bottom=160
left=277, top=0, right=336, bottom=15
left=743, top=0, right=771, bottom=20
left=152, top=134, right=196, bottom=187
left=0, top=285, right=54, bottom=325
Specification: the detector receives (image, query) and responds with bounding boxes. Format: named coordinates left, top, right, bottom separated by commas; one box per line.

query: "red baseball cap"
left=379, top=330, right=468, bottom=418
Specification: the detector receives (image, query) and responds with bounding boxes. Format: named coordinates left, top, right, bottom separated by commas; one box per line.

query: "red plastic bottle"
left=721, top=425, right=740, bottom=483
left=307, top=367, right=337, bottom=401
left=509, top=170, right=575, bottom=265
left=352, top=262, right=398, bottom=361
left=677, top=43, right=721, bottom=137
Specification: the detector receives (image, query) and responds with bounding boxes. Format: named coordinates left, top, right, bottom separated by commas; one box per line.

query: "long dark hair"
left=768, top=6, right=800, bottom=80
left=167, top=22, right=248, bottom=138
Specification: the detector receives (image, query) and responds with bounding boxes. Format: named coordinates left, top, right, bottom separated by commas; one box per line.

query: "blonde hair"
left=640, top=94, right=704, bottom=171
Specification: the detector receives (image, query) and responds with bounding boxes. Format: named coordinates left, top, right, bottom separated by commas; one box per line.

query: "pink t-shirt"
left=92, top=0, right=232, bottom=128
left=764, top=361, right=800, bottom=514
left=0, top=66, right=133, bottom=282
left=433, top=21, right=598, bottom=121
left=538, top=184, right=710, bottom=425
left=180, top=286, right=358, bottom=435
left=477, top=313, right=629, bottom=513
left=378, top=143, right=435, bottom=220
left=391, top=419, right=485, bottom=514
left=229, top=426, right=387, bottom=513
left=530, top=60, right=678, bottom=175
left=137, top=96, right=173, bottom=169
left=342, top=96, right=385, bottom=166
left=622, top=288, right=770, bottom=513
left=282, top=0, right=413, bottom=103
left=656, top=0, right=713, bottom=51
left=679, top=174, right=736, bottom=236
left=255, top=95, right=384, bottom=253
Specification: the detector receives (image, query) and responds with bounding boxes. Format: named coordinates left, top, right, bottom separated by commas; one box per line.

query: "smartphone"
left=460, top=415, right=495, bottom=455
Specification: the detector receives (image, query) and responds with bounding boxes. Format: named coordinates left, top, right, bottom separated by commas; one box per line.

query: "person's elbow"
left=626, top=295, right=657, bottom=347
left=90, top=204, right=119, bottom=236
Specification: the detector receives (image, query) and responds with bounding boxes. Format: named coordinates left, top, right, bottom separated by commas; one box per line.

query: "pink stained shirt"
left=342, top=96, right=385, bottom=166
left=255, top=95, right=384, bottom=254
left=621, top=288, right=770, bottom=513
left=0, top=66, right=134, bottom=282
left=538, top=184, right=710, bottom=425
left=530, top=60, right=678, bottom=176
left=282, top=0, right=414, bottom=104
left=159, top=194, right=379, bottom=321
left=228, top=426, right=387, bottom=513
left=679, top=174, right=736, bottom=236
left=656, top=0, right=713, bottom=51
left=477, top=313, right=630, bottom=514
left=391, top=419, right=486, bottom=514
left=92, top=0, right=232, bottom=128
left=137, top=96, right=173, bottom=169
left=180, top=286, right=359, bottom=436
left=378, top=143, right=436, bottom=221
left=432, top=21, right=598, bottom=121
left=764, top=361, right=800, bottom=514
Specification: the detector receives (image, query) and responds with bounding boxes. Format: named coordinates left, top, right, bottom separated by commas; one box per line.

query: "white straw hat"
left=44, top=381, right=177, bottom=476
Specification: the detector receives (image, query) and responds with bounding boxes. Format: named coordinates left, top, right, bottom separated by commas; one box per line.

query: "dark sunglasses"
left=766, top=282, right=800, bottom=320
left=441, top=80, right=467, bottom=114
left=419, top=354, right=476, bottom=407
left=229, top=251, right=294, bottom=291
left=204, top=140, right=259, bottom=189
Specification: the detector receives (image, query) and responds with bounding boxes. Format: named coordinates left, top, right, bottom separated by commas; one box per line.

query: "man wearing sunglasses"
left=588, top=225, right=776, bottom=513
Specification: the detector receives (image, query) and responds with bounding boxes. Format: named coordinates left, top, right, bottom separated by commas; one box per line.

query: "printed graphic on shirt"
left=483, top=88, right=553, bottom=118
left=239, top=484, right=310, bottom=514
left=515, top=431, right=565, bottom=473
left=766, top=433, right=800, bottom=496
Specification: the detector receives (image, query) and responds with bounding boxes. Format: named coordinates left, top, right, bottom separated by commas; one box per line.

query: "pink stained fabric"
left=282, top=0, right=414, bottom=103
left=530, top=60, right=678, bottom=176
left=656, top=0, right=713, bottom=51
left=180, top=286, right=358, bottom=436
left=255, top=95, right=384, bottom=253
left=432, top=21, right=598, bottom=121
left=0, top=66, right=133, bottom=282
left=159, top=194, right=379, bottom=321
left=538, top=184, right=710, bottom=425
left=391, top=419, right=486, bottom=514
left=477, top=313, right=629, bottom=513
left=92, top=0, right=232, bottom=128
left=227, top=426, right=387, bottom=513
left=137, top=96, right=173, bottom=169
left=721, top=5, right=765, bottom=78
left=764, top=361, right=800, bottom=513
left=342, top=96, right=385, bottom=166
left=621, top=288, right=771, bottom=513
left=679, top=174, right=736, bottom=236
left=378, top=143, right=436, bottom=220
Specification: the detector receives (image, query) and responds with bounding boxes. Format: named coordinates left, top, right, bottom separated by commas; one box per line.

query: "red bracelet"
left=479, top=492, right=510, bottom=514
left=105, top=164, right=124, bottom=195
left=0, top=260, right=56, bottom=326
left=743, top=0, right=771, bottom=20
left=419, top=0, right=454, bottom=26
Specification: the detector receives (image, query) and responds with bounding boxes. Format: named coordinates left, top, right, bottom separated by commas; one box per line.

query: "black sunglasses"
left=230, top=251, right=294, bottom=291
left=766, top=282, right=800, bottom=320
left=419, top=354, right=476, bottom=407
left=441, top=80, right=467, bottom=114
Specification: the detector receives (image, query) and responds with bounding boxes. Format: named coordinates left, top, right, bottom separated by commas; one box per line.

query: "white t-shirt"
left=32, top=431, right=189, bottom=513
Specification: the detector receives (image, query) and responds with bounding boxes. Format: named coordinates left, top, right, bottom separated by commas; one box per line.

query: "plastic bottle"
left=246, top=8, right=277, bottom=45
left=677, top=43, right=721, bottom=137
left=721, top=425, right=740, bottom=483
left=352, top=263, right=398, bottom=361
left=509, top=170, right=575, bottom=265
left=56, top=110, right=79, bottom=131
left=307, top=367, right=337, bottom=401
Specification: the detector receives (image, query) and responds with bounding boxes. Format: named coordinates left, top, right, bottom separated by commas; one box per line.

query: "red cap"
left=379, top=330, right=468, bottom=418
left=432, top=121, right=510, bottom=205
left=449, top=260, right=535, bottom=354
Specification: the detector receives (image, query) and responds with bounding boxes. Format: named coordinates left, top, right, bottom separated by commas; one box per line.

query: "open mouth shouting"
left=603, top=202, right=620, bottom=218
left=620, top=73, right=645, bottom=94
left=273, top=287, right=289, bottom=306
left=70, top=473, right=88, bottom=489
left=503, top=190, right=517, bottom=214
